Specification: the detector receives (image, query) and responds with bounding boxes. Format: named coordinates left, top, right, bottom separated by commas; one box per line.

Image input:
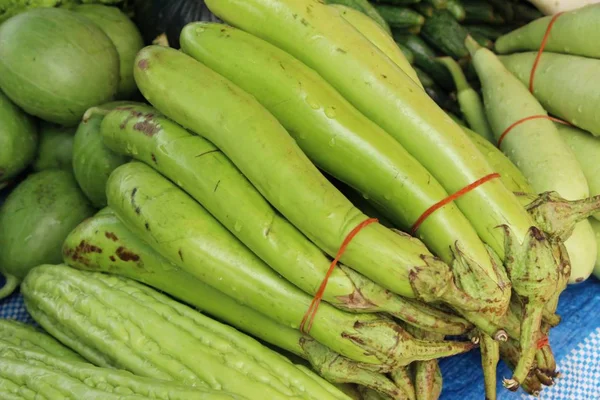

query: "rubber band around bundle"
left=410, top=173, right=501, bottom=235
left=537, top=336, right=550, bottom=350
left=529, top=12, right=564, bottom=94
left=497, top=115, right=572, bottom=148
left=299, top=218, right=378, bottom=334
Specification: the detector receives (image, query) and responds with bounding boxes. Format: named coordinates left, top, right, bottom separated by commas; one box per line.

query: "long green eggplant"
left=322, top=0, right=391, bottom=35
left=499, top=52, right=600, bottom=137
left=330, top=4, right=421, bottom=88
left=72, top=101, right=138, bottom=208
left=495, top=4, right=600, bottom=59
left=132, top=45, right=478, bottom=311
left=460, top=126, right=531, bottom=194
left=63, top=209, right=410, bottom=400
left=467, top=37, right=575, bottom=389
left=179, top=23, right=510, bottom=334
left=101, top=104, right=471, bottom=336
left=390, top=368, right=415, bottom=400
left=404, top=327, right=443, bottom=400
left=203, top=0, right=556, bottom=288
left=590, top=218, right=600, bottom=280
left=438, top=57, right=493, bottom=142
left=462, top=125, right=600, bottom=243
left=106, top=162, right=475, bottom=370
left=557, top=123, right=600, bottom=220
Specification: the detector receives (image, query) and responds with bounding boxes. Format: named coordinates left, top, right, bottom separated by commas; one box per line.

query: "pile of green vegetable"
left=1, top=1, right=600, bottom=399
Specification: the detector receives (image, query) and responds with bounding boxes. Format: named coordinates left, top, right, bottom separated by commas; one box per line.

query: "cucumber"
left=422, top=0, right=447, bottom=9
left=514, top=3, right=543, bottom=22
left=412, top=3, right=434, bottom=17
left=0, top=90, right=37, bottom=187
left=465, top=24, right=513, bottom=41
left=32, top=122, right=75, bottom=172
left=371, top=0, right=421, bottom=4
left=372, top=5, right=425, bottom=29
left=0, top=8, right=119, bottom=126
left=446, top=0, right=466, bottom=21
left=487, top=0, right=515, bottom=23
left=323, top=0, right=391, bottom=34
left=420, top=10, right=469, bottom=59
left=393, top=33, right=454, bottom=90
left=463, top=0, right=504, bottom=24
left=0, top=170, right=94, bottom=299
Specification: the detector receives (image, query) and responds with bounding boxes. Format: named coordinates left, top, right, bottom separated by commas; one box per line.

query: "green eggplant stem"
left=525, top=192, right=600, bottom=241
left=480, top=333, right=500, bottom=400
left=464, top=35, right=481, bottom=54
left=81, top=106, right=111, bottom=123
left=301, top=338, right=409, bottom=400
left=0, top=274, right=19, bottom=300
left=390, top=367, right=416, bottom=400
left=499, top=340, right=543, bottom=397
left=504, top=303, right=544, bottom=390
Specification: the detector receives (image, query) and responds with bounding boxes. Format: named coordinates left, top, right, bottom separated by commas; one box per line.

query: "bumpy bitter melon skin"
left=0, top=90, right=37, bottom=186
left=0, top=319, right=83, bottom=362
left=21, top=265, right=344, bottom=400
left=0, top=342, right=245, bottom=400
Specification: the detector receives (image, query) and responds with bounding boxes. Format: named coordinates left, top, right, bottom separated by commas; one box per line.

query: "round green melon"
left=33, top=122, right=76, bottom=172
left=0, top=169, right=95, bottom=299
left=73, top=5, right=144, bottom=100
left=0, top=90, right=38, bottom=186
left=0, top=8, right=120, bottom=126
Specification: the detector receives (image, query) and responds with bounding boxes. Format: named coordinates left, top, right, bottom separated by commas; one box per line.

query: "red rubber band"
left=529, top=12, right=564, bottom=93
left=537, top=336, right=550, bottom=350
left=497, top=115, right=572, bottom=148
left=410, top=173, right=501, bottom=235
left=300, top=218, right=378, bottom=334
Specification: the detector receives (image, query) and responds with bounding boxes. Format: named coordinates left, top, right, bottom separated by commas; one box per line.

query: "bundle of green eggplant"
left=443, top=3, right=600, bottom=397
left=65, top=1, right=599, bottom=399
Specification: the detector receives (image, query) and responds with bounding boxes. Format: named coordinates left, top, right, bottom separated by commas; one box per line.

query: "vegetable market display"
left=0, top=1, right=599, bottom=399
